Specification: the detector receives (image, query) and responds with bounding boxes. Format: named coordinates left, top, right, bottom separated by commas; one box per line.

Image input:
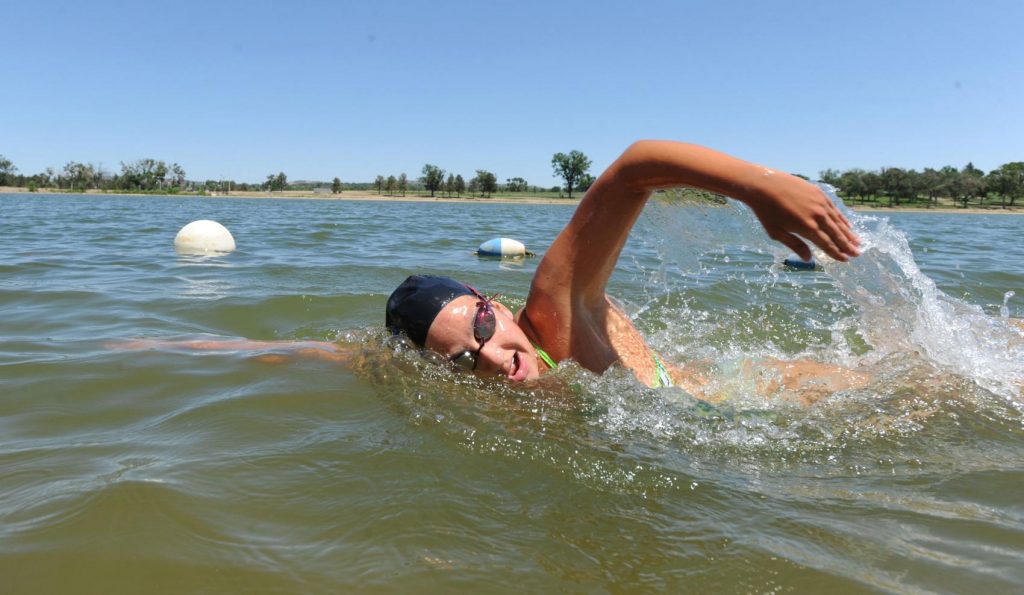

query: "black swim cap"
left=385, top=275, right=474, bottom=347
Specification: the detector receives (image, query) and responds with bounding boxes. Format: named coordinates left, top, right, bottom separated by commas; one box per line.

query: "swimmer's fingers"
left=800, top=202, right=860, bottom=261
left=809, top=224, right=850, bottom=262
left=771, top=206, right=858, bottom=262
left=748, top=175, right=861, bottom=262
left=828, top=206, right=860, bottom=248
left=768, top=229, right=812, bottom=262
left=823, top=199, right=861, bottom=251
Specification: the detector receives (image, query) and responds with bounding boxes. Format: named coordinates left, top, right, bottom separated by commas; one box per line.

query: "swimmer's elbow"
left=612, top=140, right=701, bottom=193
left=615, top=140, right=662, bottom=182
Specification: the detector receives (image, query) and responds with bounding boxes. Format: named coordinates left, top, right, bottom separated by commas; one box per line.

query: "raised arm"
left=529, top=140, right=860, bottom=308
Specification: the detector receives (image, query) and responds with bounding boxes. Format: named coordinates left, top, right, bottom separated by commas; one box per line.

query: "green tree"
left=880, top=167, right=919, bottom=206
left=445, top=173, right=455, bottom=197
left=421, top=164, right=445, bottom=197
left=472, top=170, right=497, bottom=197
left=398, top=173, right=408, bottom=196
left=920, top=168, right=943, bottom=207
left=264, top=172, right=287, bottom=191
left=63, top=161, right=97, bottom=192
left=170, top=163, right=186, bottom=189
left=819, top=168, right=842, bottom=186
left=119, top=159, right=172, bottom=191
left=835, top=169, right=864, bottom=203
left=988, top=162, right=1024, bottom=208
left=576, top=173, right=596, bottom=193
left=385, top=175, right=397, bottom=195
left=0, top=155, right=16, bottom=186
left=505, top=176, right=528, bottom=192
left=454, top=174, right=465, bottom=197
left=551, top=150, right=592, bottom=198
left=332, top=177, right=342, bottom=194
left=962, top=163, right=986, bottom=208
left=374, top=175, right=384, bottom=194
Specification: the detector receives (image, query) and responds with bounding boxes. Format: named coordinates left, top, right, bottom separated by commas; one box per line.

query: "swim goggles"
left=448, top=285, right=500, bottom=372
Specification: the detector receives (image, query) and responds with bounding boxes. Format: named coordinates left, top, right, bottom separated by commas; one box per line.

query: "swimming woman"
left=383, top=140, right=860, bottom=392
left=120, top=140, right=865, bottom=397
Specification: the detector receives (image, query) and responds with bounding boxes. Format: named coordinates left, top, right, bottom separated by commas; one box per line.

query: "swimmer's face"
left=424, top=295, right=541, bottom=382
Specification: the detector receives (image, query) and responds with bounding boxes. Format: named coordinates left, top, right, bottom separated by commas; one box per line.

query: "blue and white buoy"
left=477, top=237, right=531, bottom=258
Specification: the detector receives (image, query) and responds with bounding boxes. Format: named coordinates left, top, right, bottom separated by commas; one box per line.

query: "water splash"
left=374, top=190, right=1023, bottom=492
left=818, top=187, right=1023, bottom=401
left=1001, top=291, right=1016, bottom=318
left=640, top=187, right=1022, bottom=402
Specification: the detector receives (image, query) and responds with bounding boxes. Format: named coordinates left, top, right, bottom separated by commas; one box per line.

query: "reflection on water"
left=174, top=254, right=236, bottom=300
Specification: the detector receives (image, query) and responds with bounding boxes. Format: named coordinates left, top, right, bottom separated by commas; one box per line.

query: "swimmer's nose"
left=475, top=343, right=508, bottom=376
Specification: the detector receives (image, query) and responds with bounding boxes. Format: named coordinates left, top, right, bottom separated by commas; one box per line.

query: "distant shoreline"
left=844, top=204, right=1022, bottom=215
left=0, top=186, right=581, bottom=207
left=2, top=186, right=1021, bottom=214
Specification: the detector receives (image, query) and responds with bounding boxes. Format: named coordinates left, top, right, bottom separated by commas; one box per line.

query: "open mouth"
left=508, top=351, right=525, bottom=381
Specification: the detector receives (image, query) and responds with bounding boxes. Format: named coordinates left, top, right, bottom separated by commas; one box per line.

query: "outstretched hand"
left=745, top=174, right=861, bottom=262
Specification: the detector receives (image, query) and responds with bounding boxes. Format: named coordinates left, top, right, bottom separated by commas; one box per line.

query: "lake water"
left=1, top=192, right=1022, bottom=593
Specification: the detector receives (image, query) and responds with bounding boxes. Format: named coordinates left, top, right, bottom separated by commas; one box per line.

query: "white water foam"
left=641, top=186, right=1023, bottom=403
left=818, top=186, right=1023, bottom=401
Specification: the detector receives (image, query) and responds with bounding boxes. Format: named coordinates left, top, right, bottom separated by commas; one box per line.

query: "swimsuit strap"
left=532, top=340, right=673, bottom=389
left=652, top=353, right=674, bottom=388
left=530, top=342, right=557, bottom=370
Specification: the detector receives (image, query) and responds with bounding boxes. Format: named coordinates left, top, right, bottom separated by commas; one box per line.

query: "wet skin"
left=423, top=295, right=542, bottom=382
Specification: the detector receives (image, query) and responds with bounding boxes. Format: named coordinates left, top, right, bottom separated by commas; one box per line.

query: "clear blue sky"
left=3, top=0, right=1022, bottom=185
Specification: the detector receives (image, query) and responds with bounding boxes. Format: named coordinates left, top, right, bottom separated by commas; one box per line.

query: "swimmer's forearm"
left=609, top=140, right=774, bottom=200
left=610, top=140, right=860, bottom=261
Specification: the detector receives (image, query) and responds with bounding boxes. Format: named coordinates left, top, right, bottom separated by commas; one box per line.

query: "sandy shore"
left=3, top=186, right=1021, bottom=214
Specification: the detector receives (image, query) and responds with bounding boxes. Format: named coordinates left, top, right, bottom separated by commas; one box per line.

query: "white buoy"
left=174, top=220, right=236, bottom=254
left=477, top=237, right=527, bottom=258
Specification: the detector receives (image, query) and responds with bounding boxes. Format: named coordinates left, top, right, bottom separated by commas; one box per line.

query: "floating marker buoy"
left=477, top=237, right=532, bottom=258
left=782, top=257, right=819, bottom=271
left=174, top=220, right=236, bottom=254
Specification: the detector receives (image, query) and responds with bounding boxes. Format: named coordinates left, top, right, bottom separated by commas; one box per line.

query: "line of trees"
left=0, top=150, right=597, bottom=198
left=0, top=157, right=191, bottom=193
left=820, top=162, right=1024, bottom=209
left=0, top=154, right=284, bottom=194
left=370, top=166, right=533, bottom=198
left=372, top=173, right=410, bottom=196
left=31, top=150, right=1017, bottom=207
left=417, top=165, right=498, bottom=197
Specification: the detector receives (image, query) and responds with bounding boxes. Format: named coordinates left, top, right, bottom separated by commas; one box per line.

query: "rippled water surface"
left=1, top=193, right=1022, bottom=593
